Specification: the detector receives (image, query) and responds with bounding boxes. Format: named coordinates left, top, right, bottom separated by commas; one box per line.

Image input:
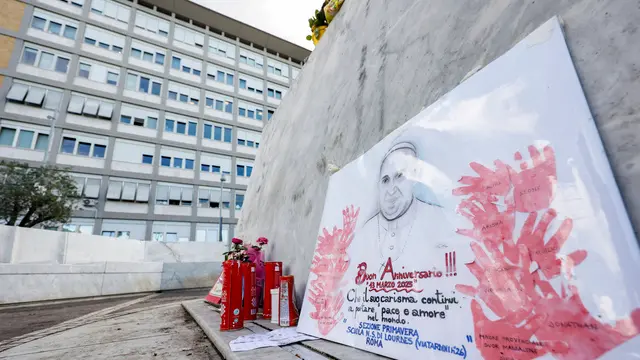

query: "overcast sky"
left=190, top=0, right=317, bottom=50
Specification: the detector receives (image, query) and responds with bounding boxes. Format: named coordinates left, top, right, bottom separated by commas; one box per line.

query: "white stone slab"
left=100, top=273, right=162, bottom=295
left=65, top=234, right=146, bottom=263
left=0, top=273, right=104, bottom=303
left=104, top=261, right=163, bottom=273
left=11, top=227, right=65, bottom=264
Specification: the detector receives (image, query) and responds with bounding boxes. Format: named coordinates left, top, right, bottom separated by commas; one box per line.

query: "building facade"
left=0, top=0, right=310, bottom=243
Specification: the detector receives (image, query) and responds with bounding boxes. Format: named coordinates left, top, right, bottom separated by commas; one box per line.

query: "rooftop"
left=143, top=0, right=312, bottom=64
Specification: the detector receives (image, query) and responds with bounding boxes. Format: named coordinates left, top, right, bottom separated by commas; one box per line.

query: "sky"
left=190, top=0, right=317, bottom=50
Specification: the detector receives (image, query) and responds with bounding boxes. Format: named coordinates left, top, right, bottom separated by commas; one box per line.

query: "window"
left=237, top=165, right=245, bottom=177
left=21, top=47, right=37, bottom=66
left=143, top=52, right=153, bottom=62
left=78, top=142, right=91, bottom=156
left=155, top=53, right=165, bottom=65
left=182, top=65, right=191, bottom=73
left=102, top=231, right=116, bottom=237
left=67, top=94, right=114, bottom=119
left=147, top=117, right=158, bottom=129
left=120, top=115, right=131, bottom=124
left=268, top=110, right=274, bottom=120
left=224, top=128, right=232, bottom=143
left=235, top=194, right=244, bottom=210
left=209, top=38, right=236, bottom=60
left=238, top=139, right=245, bottom=146
left=171, top=57, right=180, bottom=69
left=78, top=63, right=90, bottom=78
left=240, top=51, right=263, bottom=70
left=239, top=79, right=246, bottom=89
left=61, top=137, right=75, bottom=153
left=139, top=77, right=150, bottom=92
left=35, top=134, right=49, bottom=151
left=175, top=122, right=186, bottom=134
left=161, top=156, right=171, bottom=167
left=133, top=118, right=144, bottom=127
left=203, top=124, right=212, bottom=139
left=188, top=122, right=197, bottom=136
left=268, top=89, right=274, bottom=97
left=31, top=16, right=46, bottom=31
left=226, top=74, right=234, bottom=85
left=135, top=11, right=170, bottom=37
left=275, top=90, right=282, bottom=100
left=165, top=119, right=175, bottom=132
left=0, top=128, right=16, bottom=146
left=6, top=82, right=63, bottom=111
left=173, top=25, right=205, bottom=49
left=142, top=154, right=153, bottom=164
left=131, top=48, right=142, bottom=58
left=105, top=72, right=118, bottom=86
left=239, top=108, right=246, bottom=117
left=84, top=25, right=125, bottom=53
left=63, top=26, right=77, bottom=39
left=246, top=166, right=253, bottom=177
left=91, top=0, right=130, bottom=23
left=54, top=57, right=70, bottom=73
left=173, top=158, right=183, bottom=168
left=16, top=130, right=34, bottom=149
left=201, top=164, right=210, bottom=172
left=126, top=72, right=162, bottom=96
left=93, top=144, right=106, bottom=158
left=185, top=159, right=194, bottom=170
left=48, top=21, right=62, bottom=35
left=168, top=91, right=177, bottom=100
left=212, top=165, right=221, bottom=173
left=151, top=82, right=162, bottom=96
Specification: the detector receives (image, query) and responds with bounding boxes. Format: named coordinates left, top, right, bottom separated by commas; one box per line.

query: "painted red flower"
left=231, top=238, right=243, bottom=245
left=256, top=237, right=269, bottom=245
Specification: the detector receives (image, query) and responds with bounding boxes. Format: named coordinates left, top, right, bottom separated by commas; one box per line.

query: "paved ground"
left=0, top=289, right=221, bottom=359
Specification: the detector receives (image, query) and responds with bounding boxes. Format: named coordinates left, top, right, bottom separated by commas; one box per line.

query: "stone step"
left=181, top=300, right=388, bottom=360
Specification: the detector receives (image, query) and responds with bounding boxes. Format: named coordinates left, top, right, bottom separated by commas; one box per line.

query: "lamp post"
left=219, top=172, right=227, bottom=243
left=45, top=110, right=57, bottom=163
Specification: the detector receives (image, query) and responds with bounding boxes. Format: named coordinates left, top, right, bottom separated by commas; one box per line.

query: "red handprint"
left=456, top=195, right=517, bottom=261
left=307, top=205, right=360, bottom=336
left=508, top=145, right=557, bottom=212
left=456, top=242, right=535, bottom=323
left=453, top=160, right=511, bottom=201
left=468, top=299, right=565, bottom=360
left=517, top=209, right=587, bottom=279
left=533, top=280, right=640, bottom=360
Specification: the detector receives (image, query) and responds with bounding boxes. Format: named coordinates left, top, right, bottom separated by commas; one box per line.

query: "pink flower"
left=232, top=238, right=243, bottom=245
left=256, top=237, right=269, bottom=245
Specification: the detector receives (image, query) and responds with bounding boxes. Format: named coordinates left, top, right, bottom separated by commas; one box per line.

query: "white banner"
left=297, top=17, right=640, bottom=360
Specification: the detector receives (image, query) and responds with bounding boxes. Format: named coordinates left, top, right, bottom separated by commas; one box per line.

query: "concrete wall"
left=0, top=261, right=221, bottom=303
left=0, top=225, right=229, bottom=264
left=237, top=0, right=640, bottom=303
left=0, top=225, right=225, bottom=303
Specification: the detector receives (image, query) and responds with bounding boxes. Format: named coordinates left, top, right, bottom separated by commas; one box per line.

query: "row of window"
left=60, top=137, right=106, bottom=158
left=4, top=81, right=273, bottom=146
left=20, top=41, right=287, bottom=104
left=74, top=176, right=246, bottom=210
left=42, top=1, right=300, bottom=73
left=0, top=127, right=49, bottom=151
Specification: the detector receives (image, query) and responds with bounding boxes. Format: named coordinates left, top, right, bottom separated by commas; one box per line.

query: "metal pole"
left=44, top=106, right=59, bottom=164
left=219, top=175, right=225, bottom=243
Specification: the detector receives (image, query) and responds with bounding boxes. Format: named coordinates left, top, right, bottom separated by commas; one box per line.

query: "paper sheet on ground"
left=229, top=328, right=316, bottom=352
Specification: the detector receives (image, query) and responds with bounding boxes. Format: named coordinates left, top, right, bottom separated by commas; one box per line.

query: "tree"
left=0, top=161, right=78, bottom=228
